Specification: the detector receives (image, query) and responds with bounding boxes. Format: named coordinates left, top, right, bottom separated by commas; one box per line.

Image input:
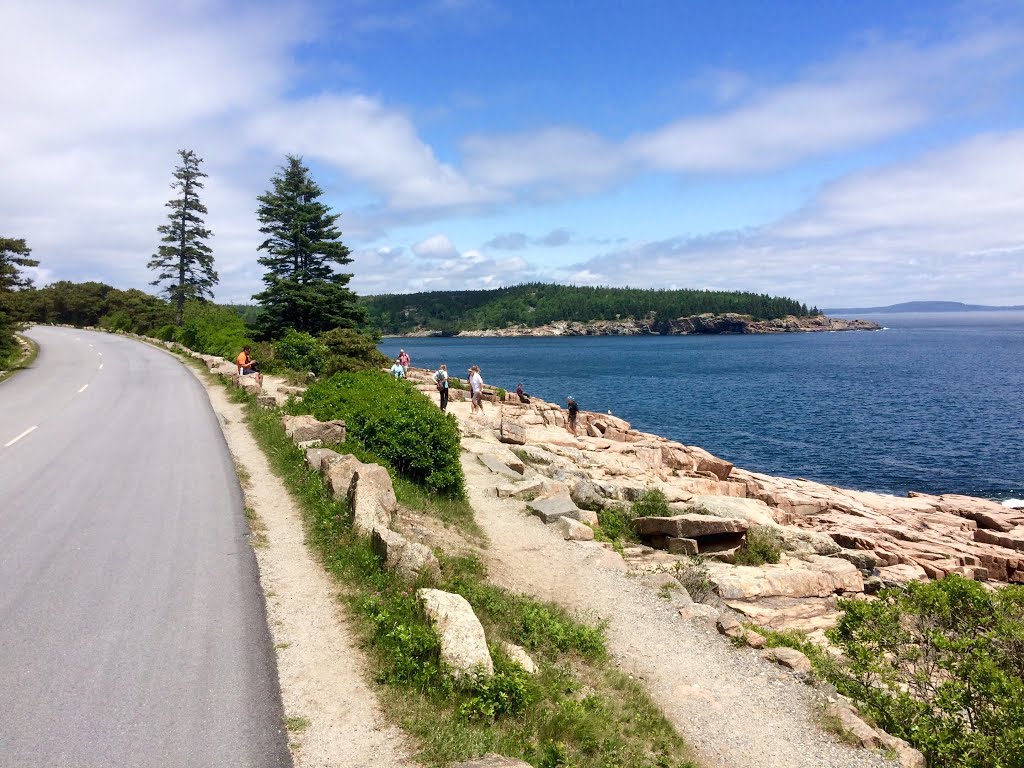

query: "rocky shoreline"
left=400, top=313, right=881, bottom=337
left=396, top=365, right=1023, bottom=644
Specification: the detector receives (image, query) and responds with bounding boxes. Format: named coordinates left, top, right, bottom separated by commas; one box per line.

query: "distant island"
left=825, top=300, right=1024, bottom=314
left=362, top=284, right=880, bottom=336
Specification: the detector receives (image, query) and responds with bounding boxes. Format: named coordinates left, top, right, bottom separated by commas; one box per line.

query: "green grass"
left=230, top=384, right=695, bottom=768
left=284, top=716, right=310, bottom=733
left=0, top=333, right=38, bottom=384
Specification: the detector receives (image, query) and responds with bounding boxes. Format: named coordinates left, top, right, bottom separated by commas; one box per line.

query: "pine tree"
left=0, top=237, right=39, bottom=362
left=148, top=149, right=217, bottom=325
left=253, top=155, right=364, bottom=338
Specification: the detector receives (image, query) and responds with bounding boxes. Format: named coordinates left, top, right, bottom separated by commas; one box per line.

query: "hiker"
left=433, top=363, right=449, bottom=411
left=236, top=345, right=262, bottom=386
left=398, top=348, right=410, bottom=375
left=566, top=396, right=579, bottom=435
left=516, top=382, right=530, bottom=404
left=469, top=365, right=484, bottom=412
left=390, top=358, right=405, bottom=378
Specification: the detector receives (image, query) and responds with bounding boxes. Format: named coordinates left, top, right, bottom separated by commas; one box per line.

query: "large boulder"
left=281, top=414, right=347, bottom=444
left=347, top=464, right=398, bottom=536
left=498, top=418, right=527, bottom=445
left=371, top=526, right=439, bottom=579
left=417, top=589, right=494, bottom=678
left=321, top=453, right=365, bottom=500
left=304, top=447, right=341, bottom=473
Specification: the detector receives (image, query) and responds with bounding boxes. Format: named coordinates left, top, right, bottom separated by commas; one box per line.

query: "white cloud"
left=567, top=131, right=1024, bottom=306
left=245, top=93, right=492, bottom=210
left=412, top=234, right=459, bottom=259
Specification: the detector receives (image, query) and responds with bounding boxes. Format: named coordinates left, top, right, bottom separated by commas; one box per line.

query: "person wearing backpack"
left=433, top=364, right=449, bottom=411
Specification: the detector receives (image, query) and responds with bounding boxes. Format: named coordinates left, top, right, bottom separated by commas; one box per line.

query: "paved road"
left=0, top=327, right=291, bottom=768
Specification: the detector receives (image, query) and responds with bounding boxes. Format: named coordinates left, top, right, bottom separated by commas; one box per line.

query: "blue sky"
left=3, top=0, right=1024, bottom=307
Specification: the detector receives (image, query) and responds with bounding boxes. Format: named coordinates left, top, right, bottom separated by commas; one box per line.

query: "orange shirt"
left=237, top=351, right=250, bottom=367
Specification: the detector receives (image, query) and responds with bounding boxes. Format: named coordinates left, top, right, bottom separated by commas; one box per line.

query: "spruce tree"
left=253, top=155, right=364, bottom=338
left=0, top=237, right=39, bottom=362
left=148, top=149, right=217, bottom=325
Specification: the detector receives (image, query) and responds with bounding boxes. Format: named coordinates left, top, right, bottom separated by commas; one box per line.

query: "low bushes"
left=733, top=526, right=782, bottom=566
left=823, top=576, right=1024, bottom=768
left=295, top=370, right=465, bottom=498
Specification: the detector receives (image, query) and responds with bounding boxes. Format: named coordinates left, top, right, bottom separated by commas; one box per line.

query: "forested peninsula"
left=362, top=284, right=879, bottom=336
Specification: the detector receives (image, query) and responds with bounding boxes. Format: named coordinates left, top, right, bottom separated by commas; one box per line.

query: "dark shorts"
left=241, top=367, right=258, bottom=375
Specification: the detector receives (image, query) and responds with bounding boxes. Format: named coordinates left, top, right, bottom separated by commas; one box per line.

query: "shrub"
left=320, top=328, right=390, bottom=374
left=178, top=300, right=254, bottom=359
left=824, top=576, right=1024, bottom=768
left=733, top=526, right=782, bottom=566
left=631, top=488, right=670, bottom=518
left=673, top=556, right=713, bottom=603
left=297, top=370, right=465, bottom=497
left=274, top=329, right=328, bottom=374
left=597, top=502, right=639, bottom=543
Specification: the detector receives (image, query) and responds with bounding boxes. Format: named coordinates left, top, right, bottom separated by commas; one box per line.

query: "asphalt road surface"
left=0, top=327, right=291, bottom=767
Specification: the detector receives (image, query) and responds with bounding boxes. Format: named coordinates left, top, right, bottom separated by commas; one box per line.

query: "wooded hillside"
left=362, top=283, right=817, bottom=334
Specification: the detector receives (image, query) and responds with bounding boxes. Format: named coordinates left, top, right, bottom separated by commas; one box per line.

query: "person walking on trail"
left=516, top=382, right=530, bottom=404
left=236, top=345, right=263, bottom=387
left=390, top=358, right=405, bottom=378
left=469, top=365, right=484, bottom=413
left=433, top=364, right=449, bottom=411
left=566, top=396, right=579, bottom=435
left=398, top=349, right=410, bottom=375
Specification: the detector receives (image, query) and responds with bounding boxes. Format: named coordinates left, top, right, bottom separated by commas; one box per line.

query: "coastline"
left=393, top=313, right=881, bottom=337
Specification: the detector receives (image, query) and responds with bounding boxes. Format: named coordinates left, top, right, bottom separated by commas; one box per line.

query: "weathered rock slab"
left=348, top=464, right=397, bottom=536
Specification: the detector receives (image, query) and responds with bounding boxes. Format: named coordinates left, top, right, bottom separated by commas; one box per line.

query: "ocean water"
left=380, top=312, right=1024, bottom=502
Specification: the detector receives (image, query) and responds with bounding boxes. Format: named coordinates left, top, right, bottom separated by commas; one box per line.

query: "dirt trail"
left=454, top=404, right=893, bottom=768
left=198, top=372, right=417, bottom=768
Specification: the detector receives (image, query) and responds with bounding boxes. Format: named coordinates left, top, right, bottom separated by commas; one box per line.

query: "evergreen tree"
left=0, top=237, right=39, bottom=362
left=253, top=155, right=364, bottom=338
left=148, top=149, right=217, bottom=325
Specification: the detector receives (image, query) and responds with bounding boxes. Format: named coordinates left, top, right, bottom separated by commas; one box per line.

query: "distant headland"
left=825, top=300, right=1024, bottom=314
left=363, top=283, right=880, bottom=337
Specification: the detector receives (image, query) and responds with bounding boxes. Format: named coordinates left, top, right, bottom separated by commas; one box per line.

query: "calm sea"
left=380, top=312, right=1024, bottom=502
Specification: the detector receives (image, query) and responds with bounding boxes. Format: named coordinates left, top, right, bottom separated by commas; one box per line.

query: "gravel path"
left=459, top=441, right=895, bottom=768
left=200, top=371, right=418, bottom=768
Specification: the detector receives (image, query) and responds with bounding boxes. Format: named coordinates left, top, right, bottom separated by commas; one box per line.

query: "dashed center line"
left=99, top=363, right=103, bottom=370
left=78, top=384, right=88, bottom=393
left=4, top=426, right=37, bottom=448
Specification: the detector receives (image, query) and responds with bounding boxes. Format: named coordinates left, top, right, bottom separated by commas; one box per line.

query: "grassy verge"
left=0, top=333, right=39, bottom=384
left=233, top=385, right=695, bottom=768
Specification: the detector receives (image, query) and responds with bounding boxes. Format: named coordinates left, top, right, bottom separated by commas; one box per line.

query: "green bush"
left=297, top=370, right=465, bottom=497
left=153, top=324, right=178, bottom=341
left=596, top=503, right=640, bottom=542
left=733, top=526, right=782, bottom=566
left=178, top=300, right=255, bottom=359
left=631, top=488, right=670, bottom=518
left=824, top=576, right=1024, bottom=768
left=320, top=328, right=390, bottom=374
left=274, top=329, right=328, bottom=374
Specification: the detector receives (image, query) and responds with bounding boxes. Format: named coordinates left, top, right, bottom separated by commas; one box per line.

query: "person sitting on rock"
left=236, top=345, right=263, bottom=386
left=516, top=382, right=530, bottom=404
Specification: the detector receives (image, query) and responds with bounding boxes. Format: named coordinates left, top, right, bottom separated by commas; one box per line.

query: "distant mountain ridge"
left=825, top=300, right=1024, bottom=314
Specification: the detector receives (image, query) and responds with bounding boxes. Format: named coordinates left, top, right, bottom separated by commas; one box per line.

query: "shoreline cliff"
left=398, top=313, right=881, bottom=338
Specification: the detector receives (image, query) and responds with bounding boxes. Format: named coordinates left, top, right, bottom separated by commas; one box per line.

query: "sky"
left=3, top=0, right=1024, bottom=308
